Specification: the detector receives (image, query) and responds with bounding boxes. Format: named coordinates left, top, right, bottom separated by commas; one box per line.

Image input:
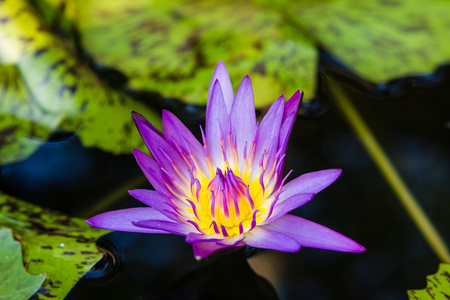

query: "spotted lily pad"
left=289, top=0, right=450, bottom=83
left=0, top=192, right=110, bottom=299
left=74, top=0, right=317, bottom=107
left=408, top=263, right=450, bottom=300
left=0, top=228, right=46, bottom=300
left=0, top=0, right=161, bottom=165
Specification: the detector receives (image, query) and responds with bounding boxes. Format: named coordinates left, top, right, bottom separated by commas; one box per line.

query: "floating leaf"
left=290, top=0, right=450, bottom=83
left=0, top=0, right=161, bottom=165
left=75, top=0, right=317, bottom=107
left=0, top=228, right=46, bottom=300
left=0, top=192, right=110, bottom=299
left=0, top=65, right=57, bottom=165
left=408, top=263, right=450, bottom=299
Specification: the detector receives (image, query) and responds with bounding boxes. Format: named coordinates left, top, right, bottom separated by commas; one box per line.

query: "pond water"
left=2, top=68, right=449, bottom=299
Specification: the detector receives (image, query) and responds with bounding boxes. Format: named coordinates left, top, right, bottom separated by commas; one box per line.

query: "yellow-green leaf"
left=74, top=0, right=317, bottom=107
left=408, top=263, right=450, bottom=300
left=290, top=0, right=450, bottom=83
left=0, top=192, right=110, bottom=300
left=0, top=228, right=46, bottom=300
left=0, top=0, right=161, bottom=165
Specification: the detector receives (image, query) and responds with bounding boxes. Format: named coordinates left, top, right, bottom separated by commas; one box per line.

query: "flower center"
left=192, top=168, right=260, bottom=237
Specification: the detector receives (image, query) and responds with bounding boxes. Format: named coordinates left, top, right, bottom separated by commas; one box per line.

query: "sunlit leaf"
left=289, top=0, right=450, bottom=83
left=0, top=65, right=57, bottom=165
left=75, top=0, right=317, bottom=107
left=0, top=192, right=110, bottom=299
left=0, top=0, right=161, bottom=165
left=0, top=228, right=46, bottom=300
left=408, top=263, right=450, bottom=300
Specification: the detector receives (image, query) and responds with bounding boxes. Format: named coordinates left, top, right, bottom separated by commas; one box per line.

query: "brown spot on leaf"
left=51, top=59, right=66, bottom=70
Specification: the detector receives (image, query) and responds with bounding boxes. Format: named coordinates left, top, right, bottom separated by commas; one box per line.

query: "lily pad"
left=0, top=0, right=161, bottom=165
left=74, top=0, right=317, bottom=107
left=407, top=263, right=450, bottom=300
left=0, top=228, right=46, bottom=300
left=0, top=192, right=110, bottom=299
left=289, top=0, right=450, bottom=83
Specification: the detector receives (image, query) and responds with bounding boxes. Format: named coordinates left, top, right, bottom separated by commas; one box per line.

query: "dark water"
left=1, top=68, right=450, bottom=299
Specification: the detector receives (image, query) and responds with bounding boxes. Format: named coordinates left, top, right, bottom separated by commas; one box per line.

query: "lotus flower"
left=86, top=62, right=365, bottom=259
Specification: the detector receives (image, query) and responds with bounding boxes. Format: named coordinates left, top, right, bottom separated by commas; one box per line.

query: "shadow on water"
left=66, top=233, right=278, bottom=300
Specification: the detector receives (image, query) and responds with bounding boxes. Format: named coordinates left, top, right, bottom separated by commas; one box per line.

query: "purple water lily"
left=86, top=62, right=365, bottom=260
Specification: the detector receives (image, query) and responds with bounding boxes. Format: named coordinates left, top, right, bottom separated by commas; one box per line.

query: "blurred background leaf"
left=0, top=0, right=161, bottom=165
left=0, top=192, right=110, bottom=299
left=289, top=0, right=450, bottom=83
left=74, top=0, right=317, bottom=107
left=0, top=228, right=46, bottom=300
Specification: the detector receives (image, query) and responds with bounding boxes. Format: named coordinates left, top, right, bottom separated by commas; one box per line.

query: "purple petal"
left=133, top=219, right=193, bottom=236
left=261, top=193, right=315, bottom=225
left=128, top=189, right=180, bottom=221
left=192, top=241, right=237, bottom=260
left=278, top=113, right=295, bottom=154
left=186, top=232, right=223, bottom=243
left=133, top=149, right=171, bottom=196
left=132, top=111, right=164, bottom=139
left=279, top=169, right=342, bottom=201
left=207, top=61, right=234, bottom=114
left=230, top=75, right=256, bottom=167
left=86, top=207, right=173, bottom=233
left=162, top=110, right=208, bottom=173
left=283, top=90, right=302, bottom=120
left=244, top=226, right=300, bottom=252
left=128, top=189, right=168, bottom=208
left=251, top=96, right=284, bottom=179
left=133, top=112, right=190, bottom=181
left=216, top=235, right=245, bottom=246
left=278, top=91, right=302, bottom=154
left=264, top=214, right=366, bottom=253
left=206, top=80, right=229, bottom=167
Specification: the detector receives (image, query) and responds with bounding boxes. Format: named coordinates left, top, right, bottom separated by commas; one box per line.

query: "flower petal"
left=265, top=214, right=366, bottom=253
left=279, top=169, right=342, bottom=202
left=185, top=232, right=223, bottom=243
left=251, top=95, right=284, bottom=180
left=261, top=193, right=315, bottom=225
left=244, top=226, right=300, bottom=252
left=207, top=61, right=234, bottom=114
left=133, top=149, right=171, bottom=196
left=133, top=112, right=190, bottom=184
left=216, top=235, right=245, bottom=246
left=128, top=189, right=180, bottom=221
left=86, top=207, right=172, bottom=233
left=133, top=219, right=193, bottom=236
left=131, top=111, right=164, bottom=139
left=162, top=110, right=208, bottom=173
left=230, top=75, right=256, bottom=168
left=206, top=80, right=230, bottom=168
left=192, top=241, right=233, bottom=260
left=283, top=90, right=302, bottom=120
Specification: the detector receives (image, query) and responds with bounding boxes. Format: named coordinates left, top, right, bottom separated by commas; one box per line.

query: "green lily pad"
left=0, top=228, right=46, bottom=300
left=0, top=0, right=161, bottom=165
left=408, top=263, right=450, bottom=299
left=290, top=0, right=450, bottom=83
left=0, top=192, right=110, bottom=299
left=74, top=0, right=317, bottom=107
left=0, top=65, right=57, bottom=165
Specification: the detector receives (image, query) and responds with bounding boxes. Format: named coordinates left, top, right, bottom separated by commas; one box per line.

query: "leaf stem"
left=329, top=78, right=450, bottom=263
